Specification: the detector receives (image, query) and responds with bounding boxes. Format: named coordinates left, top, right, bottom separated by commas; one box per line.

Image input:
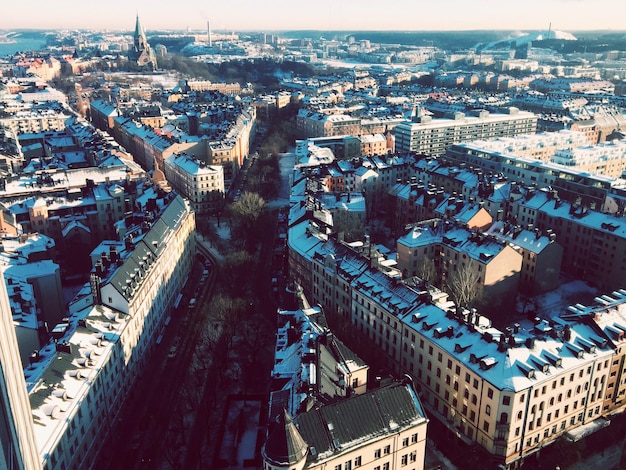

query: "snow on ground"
left=517, top=278, right=599, bottom=320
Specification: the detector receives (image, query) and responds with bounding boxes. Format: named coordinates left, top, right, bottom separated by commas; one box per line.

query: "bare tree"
left=228, top=191, right=265, bottom=247
left=221, top=251, right=254, bottom=295
left=446, top=264, right=483, bottom=308
left=416, top=256, right=438, bottom=284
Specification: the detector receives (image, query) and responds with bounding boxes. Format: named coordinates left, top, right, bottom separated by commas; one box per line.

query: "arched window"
left=499, top=412, right=508, bottom=424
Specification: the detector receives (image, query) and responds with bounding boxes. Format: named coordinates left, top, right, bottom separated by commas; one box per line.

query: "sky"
left=0, top=0, right=624, bottom=32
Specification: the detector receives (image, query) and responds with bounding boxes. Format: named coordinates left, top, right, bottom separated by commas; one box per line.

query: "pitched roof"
left=263, top=410, right=309, bottom=466
left=295, top=381, right=425, bottom=461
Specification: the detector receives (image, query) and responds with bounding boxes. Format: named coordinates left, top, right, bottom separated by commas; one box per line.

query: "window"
left=355, top=456, right=362, bottom=467
left=487, top=388, right=494, bottom=399
left=401, top=455, right=408, bottom=466
left=411, top=433, right=418, bottom=443
left=402, top=437, right=409, bottom=447
left=384, top=445, right=391, bottom=455
left=485, top=405, right=491, bottom=416
left=503, top=396, right=511, bottom=406
left=375, top=449, right=381, bottom=459
left=483, top=421, right=490, bottom=432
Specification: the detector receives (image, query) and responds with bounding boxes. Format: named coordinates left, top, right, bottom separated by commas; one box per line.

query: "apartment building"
left=396, top=300, right=614, bottom=469
left=444, top=143, right=623, bottom=210
left=296, top=110, right=361, bottom=139
left=393, top=109, right=538, bottom=156
left=0, top=106, right=71, bottom=136
left=5, top=180, right=143, bottom=271
left=164, top=153, right=224, bottom=215
left=263, top=380, right=428, bottom=470
left=396, top=222, right=522, bottom=314
left=550, top=139, right=626, bottom=178
left=288, top=218, right=626, bottom=469
left=26, top=192, right=195, bottom=470
left=360, top=133, right=389, bottom=156
left=295, top=135, right=362, bottom=159
left=486, top=224, right=563, bottom=295
left=433, top=197, right=493, bottom=231
left=533, top=195, right=626, bottom=293
left=265, top=305, right=426, bottom=470
left=0, top=271, right=42, bottom=470
left=269, top=306, right=369, bottom=421
left=463, top=130, right=591, bottom=161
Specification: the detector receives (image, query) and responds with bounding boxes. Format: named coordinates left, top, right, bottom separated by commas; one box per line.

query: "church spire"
left=130, top=14, right=157, bottom=70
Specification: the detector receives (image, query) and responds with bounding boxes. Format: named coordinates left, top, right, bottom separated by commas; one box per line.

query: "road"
left=99, top=244, right=218, bottom=469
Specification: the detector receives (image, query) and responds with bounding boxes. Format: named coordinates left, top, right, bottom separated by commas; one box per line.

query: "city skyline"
left=0, top=0, right=624, bottom=33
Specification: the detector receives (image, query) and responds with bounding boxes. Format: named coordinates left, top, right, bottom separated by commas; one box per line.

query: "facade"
left=534, top=195, right=626, bottom=293
left=393, top=109, right=538, bottom=156
left=0, top=271, right=42, bottom=470
left=296, top=110, right=361, bottom=139
left=164, top=153, right=225, bottom=215
left=287, top=216, right=626, bottom=468
left=264, top=305, right=427, bottom=470
left=26, top=192, right=195, bottom=470
left=444, top=142, right=623, bottom=210
left=0, top=108, right=71, bottom=136
left=360, top=133, right=389, bottom=156
left=462, top=130, right=591, bottom=161
left=550, top=140, right=626, bottom=178
left=263, top=381, right=428, bottom=470
left=396, top=222, right=522, bottom=313
left=486, top=225, right=563, bottom=295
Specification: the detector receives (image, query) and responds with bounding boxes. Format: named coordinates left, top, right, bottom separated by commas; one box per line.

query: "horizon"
left=1, top=0, right=625, bottom=33
left=1, top=27, right=625, bottom=35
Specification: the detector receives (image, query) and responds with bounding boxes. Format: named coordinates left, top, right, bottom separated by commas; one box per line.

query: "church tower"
left=130, top=14, right=158, bottom=70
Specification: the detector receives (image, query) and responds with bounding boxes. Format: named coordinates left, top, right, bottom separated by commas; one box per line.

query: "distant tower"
left=130, top=14, right=158, bottom=70
left=0, top=271, right=41, bottom=470
left=207, top=20, right=212, bottom=47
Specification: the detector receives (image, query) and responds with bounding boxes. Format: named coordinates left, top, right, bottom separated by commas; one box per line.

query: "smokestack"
left=207, top=20, right=212, bottom=47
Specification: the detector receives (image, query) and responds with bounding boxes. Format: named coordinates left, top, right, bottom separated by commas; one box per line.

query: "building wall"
left=0, top=272, right=41, bottom=470
left=306, top=427, right=427, bottom=470
left=29, top=195, right=195, bottom=470
left=394, top=112, right=538, bottom=156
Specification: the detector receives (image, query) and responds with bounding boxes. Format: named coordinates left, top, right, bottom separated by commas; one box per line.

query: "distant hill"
left=279, top=30, right=516, bottom=51
left=475, top=30, right=577, bottom=51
